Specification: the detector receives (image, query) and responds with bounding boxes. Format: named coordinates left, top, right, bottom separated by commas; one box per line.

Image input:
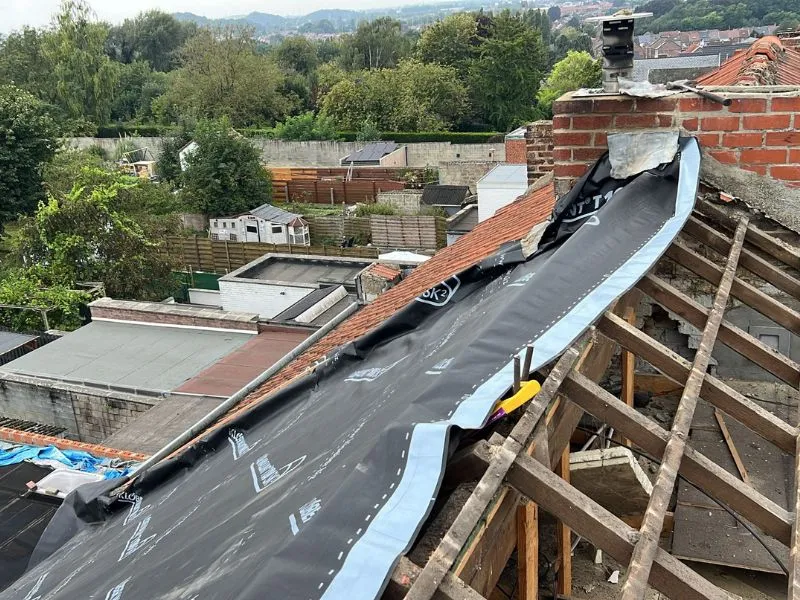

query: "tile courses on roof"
left=697, top=35, right=800, bottom=86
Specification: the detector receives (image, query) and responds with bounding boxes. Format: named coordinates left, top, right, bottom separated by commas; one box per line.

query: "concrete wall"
left=64, top=137, right=504, bottom=169
left=0, top=372, right=155, bottom=443
left=218, top=279, right=312, bottom=318
left=380, top=147, right=408, bottom=167
left=376, top=190, right=422, bottom=214
left=438, top=161, right=497, bottom=194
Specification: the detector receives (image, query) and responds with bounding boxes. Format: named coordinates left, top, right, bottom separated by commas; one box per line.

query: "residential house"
left=340, top=141, right=408, bottom=167
left=209, top=204, right=310, bottom=245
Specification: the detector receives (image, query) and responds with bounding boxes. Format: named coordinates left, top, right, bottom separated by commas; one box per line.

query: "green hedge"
left=95, top=125, right=502, bottom=144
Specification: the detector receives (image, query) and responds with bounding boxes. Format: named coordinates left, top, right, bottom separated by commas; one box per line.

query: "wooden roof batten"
left=388, top=203, right=800, bottom=600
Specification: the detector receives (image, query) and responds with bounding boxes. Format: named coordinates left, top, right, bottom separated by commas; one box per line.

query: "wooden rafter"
left=622, top=217, right=749, bottom=599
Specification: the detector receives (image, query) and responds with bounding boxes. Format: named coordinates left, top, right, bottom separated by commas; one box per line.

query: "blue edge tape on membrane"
left=324, top=138, right=700, bottom=600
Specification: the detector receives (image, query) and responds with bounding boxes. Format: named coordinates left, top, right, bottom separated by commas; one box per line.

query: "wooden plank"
left=561, top=370, right=793, bottom=545
left=633, top=373, right=683, bottom=396
left=698, top=200, right=800, bottom=270
left=547, top=289, right=643, bottom=468
left=598, top=311, right=798, bottom=454
left=790, top=433, right=800, bottom=600
left=637, top=273, right=800, bottom=387
left=666, top=238, right=800, bottom=336
left=622, top=217, right=748, bottom=600
left=714, top=409, right=751, bottom=485
left=386, top=557, right=488, bottom=600
left=516, top=503, right=538, bottom=600
left=505, top=453, right=730, bottom=600
left=683, top=216, right=800, bottom=299
left=621, top=305, right=636, bottom=447
left=405, top=342, right=585, bottom=600
left=556, top=447, right=572, bottom=597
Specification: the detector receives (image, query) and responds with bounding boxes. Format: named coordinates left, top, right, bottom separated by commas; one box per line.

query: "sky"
left=1, top=0, right=427, bottom=33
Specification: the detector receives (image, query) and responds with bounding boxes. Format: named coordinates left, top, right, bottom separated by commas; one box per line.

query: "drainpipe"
left=109, top=301, right=359, bottom=491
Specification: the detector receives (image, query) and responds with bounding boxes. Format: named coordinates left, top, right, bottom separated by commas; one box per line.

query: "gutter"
left=108, top=301, right=359, bottom=492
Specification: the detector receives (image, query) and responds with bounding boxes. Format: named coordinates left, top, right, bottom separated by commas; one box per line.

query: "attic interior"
left=383, top=198, right=800, bottom=600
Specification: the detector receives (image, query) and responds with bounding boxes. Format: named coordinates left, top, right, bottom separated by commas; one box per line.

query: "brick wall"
left=526, top=120, right=554, bottom=183
left=505, top=138, right=527, bottom=164
left=552, top=91, right=800, bottom=195
left=0, top=372, right=155, bottom=444
left=90, top=298, right=259, bottom=331
left=438, top=161, right=497, bottom=193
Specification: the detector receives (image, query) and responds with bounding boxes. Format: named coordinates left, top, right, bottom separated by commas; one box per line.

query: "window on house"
left=246, top=225, right=258, bottom=234
left=211, top=233, right=219, bottom=241
left=213, top=220, right=218, bottom=227
left=272, top=225, right=283, bottom=234
left=229, top=233, right=238, bottom=242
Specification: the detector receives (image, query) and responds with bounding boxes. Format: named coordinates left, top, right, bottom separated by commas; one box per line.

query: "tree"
left=156, top=130, right=192, bottom=185
left=537, top=51, right=602, bottom=116
left=340, top=18, right=411, bottom=70
left=468, top=11, right=548, bottom=130
left=181, top=118, right=272, bottom=217
left=159, top=27, right=290, bottom=127
left=416, top=13, right=479, bottom=78
left=274, top=36, right=319, bottom=75
left=274, top=112, right=340, bottom=141
left=11, top=175, right=175, bottom=301
left=321, top=60, right=468, bottom=131
left=553, top=27, right=593, bottom=62
left=0, top=85, right=57, bottom=230
left=0, top=269, right=90, bottom=331
left=111, top=61, right=168, bottom=122
left=0, top=28, right=51, bottom=99
left=547, top=5, right=562, bottom=21
left=43, top=0, right=118, bottom=128
left=105, top=10, right=196, bottom=72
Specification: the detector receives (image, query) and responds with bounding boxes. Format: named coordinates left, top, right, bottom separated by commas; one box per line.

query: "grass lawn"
left=274, top=202, right=344, bottom=218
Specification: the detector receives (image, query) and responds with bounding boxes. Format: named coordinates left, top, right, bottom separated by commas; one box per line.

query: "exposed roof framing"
left=389, top=204, right=800, bottom=600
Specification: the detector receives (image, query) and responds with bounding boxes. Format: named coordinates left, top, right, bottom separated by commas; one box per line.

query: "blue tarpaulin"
left=0, top=445, right=134, bottom=479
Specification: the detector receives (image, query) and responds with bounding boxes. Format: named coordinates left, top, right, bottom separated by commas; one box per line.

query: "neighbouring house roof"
left=341, top=141, right=400, bottom=164
left=421, top=184, right=471, bottom=207
left=478, top=164, right=528, bottom=188
left=0, top=332, right=36, bottom=357
left=0, top=321, right=254, bottom=394
left=227, top=254, right=371, bottom=286
left=364, top=263, right=402, bottom=281
left=245, top=203, right=304, bottom=225
left=378, top=250, right=430, bottom=265
left=630, top=55, right=721, bottom=82
left=697, top=35, right=800, bottom=86
left=447, top=204, right=479, bottom=234
left=504, top=126, right=528, bottom=140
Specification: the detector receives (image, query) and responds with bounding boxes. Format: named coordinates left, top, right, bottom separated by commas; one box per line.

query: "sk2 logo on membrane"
left=417, top=276, right=461, bottom=307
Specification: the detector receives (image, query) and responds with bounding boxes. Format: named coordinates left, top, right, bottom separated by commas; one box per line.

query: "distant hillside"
left=174, top=9, right=357, bottom=33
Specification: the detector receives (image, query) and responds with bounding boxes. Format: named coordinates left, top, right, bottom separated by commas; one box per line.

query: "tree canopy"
left=537, top=51, right=602, bottom=116
left=0, top=85, right=57, bottom=230
left=181, top=118, right=273, bottom=216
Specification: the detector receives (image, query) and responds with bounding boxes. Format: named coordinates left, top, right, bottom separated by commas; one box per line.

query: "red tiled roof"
left=0, top=427, right=148, bottom=462
left=366, top=263, right=402, bottom=281
left=220, top=183, right=557, bottom=423
left=697, top=36, right=800, bottom=86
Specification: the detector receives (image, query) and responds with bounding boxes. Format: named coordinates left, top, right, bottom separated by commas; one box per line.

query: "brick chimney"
left=525, top=120, right=554, bottom=184
left=552, top=91, right=800, bottom=196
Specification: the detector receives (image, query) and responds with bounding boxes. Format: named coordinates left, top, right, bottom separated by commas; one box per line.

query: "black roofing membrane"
left=3, top=139, right=699, bottom=600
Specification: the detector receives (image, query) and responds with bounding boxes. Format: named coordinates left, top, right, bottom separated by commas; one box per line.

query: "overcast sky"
left=2, top=0, right=425, bottom=33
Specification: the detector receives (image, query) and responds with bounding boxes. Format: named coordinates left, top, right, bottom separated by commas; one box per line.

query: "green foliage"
left=274, top=36, right=320, bottom=75
left=553, top=27, right=593, bottom=63
left=537, top=51, right=602, bottom=116
left=43, top=148, right=105, bottom=198
left=111, top=61, right=168, bottom=122
left=336, top=131, right=501, bottom=143
left=356, top=119, right=382, bottom=142
left=0, top=28, right=51, bottom=98
left=156, top=131, right=192, bottom=185
left=158, top=27, right=290, bottom=127
left=10, top=177, right=175, bottom=301
left=416, top=13, right=479, bottom=78
left=0, top=85, right=58, bottom=230
left=635, top=0, right=800, bottom=32
left=354, top=203, right=398, bottom=217
left=105, top=10, right=197, bottom=71
left=340, top=18, right=412, bottom=70
left=547, top=6, right=562, bottom=21
left=0, top=268, right=90, bottom=331
left=43, top=0, right=119, bottom=129
left=181, top=118, right=273, bottom=217
left=322, top=59, right=468, bottom=131
left=274, top=112, right=340, bottom=141
left=468, top=11, right=548, bottom=130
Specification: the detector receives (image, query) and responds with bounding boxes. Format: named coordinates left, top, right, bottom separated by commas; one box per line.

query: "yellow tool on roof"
left=487, top=379, right=542, bottom=425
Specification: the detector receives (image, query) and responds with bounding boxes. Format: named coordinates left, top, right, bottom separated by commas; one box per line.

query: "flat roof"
left=102, top=395, right=227, bottom=454
left=477, top=164, right=528, bottom=187
left=236, top=256, right=370, bottom=285
left=173, top=327, right=311, bottom=397
left=0, top=321, right=254, bottom=393
left=0, top=331, right=36, bottom=355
